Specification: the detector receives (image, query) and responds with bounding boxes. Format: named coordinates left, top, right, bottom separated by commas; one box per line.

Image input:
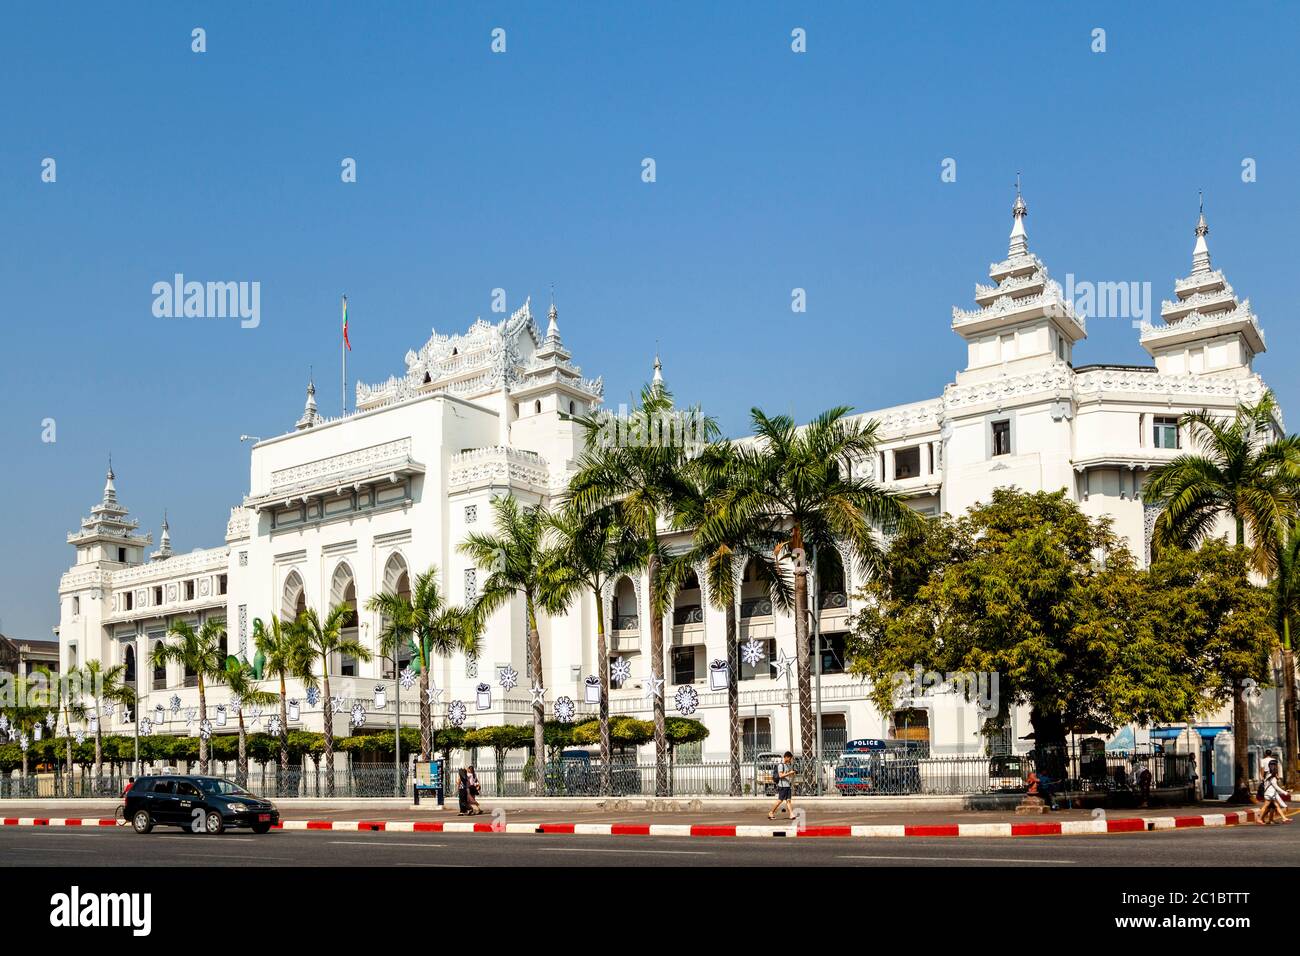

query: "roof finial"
left=1009, top=172, right=1029, bottom=257
left=103, top=455, right=118, bottom=503
left=297, top=370, right=321, bottom=430
left=652, top=351, right=664, bottom=388
left=1192, top=190, right=1211, bottom=274
left=546, top=285, right=560, bottom=340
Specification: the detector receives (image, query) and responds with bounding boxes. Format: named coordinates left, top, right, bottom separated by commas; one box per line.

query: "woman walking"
left=467, top=765, right=484, bottom=815
left=456, top=767, right=473, bottom=816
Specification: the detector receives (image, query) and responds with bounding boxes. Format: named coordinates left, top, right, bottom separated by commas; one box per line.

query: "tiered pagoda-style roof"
left=67, top=463, right=152, bottom=550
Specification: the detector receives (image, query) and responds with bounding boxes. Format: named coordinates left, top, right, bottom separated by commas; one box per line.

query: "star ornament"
left=530, top=683, right=546, bottom=706
left=643, top=674, right=665, bottom=700
left=424, top=682, right=443, bottom=706
left=774, top=649, right=797, bottom=679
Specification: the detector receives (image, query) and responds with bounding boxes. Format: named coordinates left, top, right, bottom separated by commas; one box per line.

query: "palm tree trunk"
left=647, top=549, right=668, bottom=796
left=726, top=599, right=741, bottom=796
left=322, top=670, right=334, bottom=797
left=237, top=712, right=248, bottom=788
left=1230, top=681, right=1251, bottom=803
left=278, top=674, right=289, bottom=789
left=93, top=703, right=103, bottom=792
left=527, top=598, right=545, bottom=794
left=418, top=664, right=432, bottom=760
left=1284, top=632, right=1298, bottom=783
left=792, top=555, right=817, bottom=790
left=63, top=705, right=74, bottom=797
left=197, top=676, right=209, bottom=775
left=595, top=588, right=612, bottom=797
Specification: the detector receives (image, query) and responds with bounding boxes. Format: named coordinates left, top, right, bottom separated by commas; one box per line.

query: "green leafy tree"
left=566, top=379, right=719, bottom=795
left=464, top=724, right=533, bottom=794
left=253, top=615, right=312, bottom=787
left=539, top=504, right=641, bottom=795
left=1272, top=524, right=1300, bottom=780
left=73, top=660, right=136, bottom=790
left=366, top=566, right=480, bottom=760
left=460, top=496, right=551, bottom=792
left=735, top=406, right=917, bottom=786
left=0, top=673, right=48, bottom=782
left=296, top=603, right=373, bottom=794
left=1143, top=390, right=1300, bottom=797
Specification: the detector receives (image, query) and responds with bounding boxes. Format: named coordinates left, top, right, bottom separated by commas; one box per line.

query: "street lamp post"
left=809, top=545, right=824, bottom=796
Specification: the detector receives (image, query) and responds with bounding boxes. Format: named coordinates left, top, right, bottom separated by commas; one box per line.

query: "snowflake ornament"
left=305, top=686, right=321, bottom=707
left=19, top=733, right=29, bottom=752
left=674, top=685, right=700, bottom=716
left=554, top=696, right=576, bottom=723
left=741, top=639, right=765, bottom=668
left=169, top=695, right=182, bottom=714
left=0, top=715, right=8, bottom=732
left=103, top=701, right=115, bottom=718
left=74, top=729, right=86, bottom=745
left=447, top=700, right=467, bottom=727
left=350, top=703, right=367, bottom=728
left=498, top=665, right=519, bottom=691
left=610, top=657, right=632, bottom=686
left=267, top=715, right=283, bottom=736
left=140, top=718, right=154, bottom=736
left=45, top=713, right=56, bottom=730
left=399, top=667, right=417, bottom=691
left=199, top=719, right=213, bottom=741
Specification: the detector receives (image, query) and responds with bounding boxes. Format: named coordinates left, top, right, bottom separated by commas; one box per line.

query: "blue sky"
left=2, top=1, right=1297, bottom=640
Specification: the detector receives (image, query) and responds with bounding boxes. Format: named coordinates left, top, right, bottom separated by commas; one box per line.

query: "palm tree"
left=0, top=674, right=47, bottom=788
left=674, top=441, right=791, bottom=794
left=1144, top=390, right=1300, bottom=800
left=734, top=406, right=918, bottom=788
left=52, top=666, right=89, bottom=795
left=253, top=615, right=311, bottom=789
left=152, top=619, right=227, bottom=775
left=461, top=495, right=552, bottom=793
left=297, top=603, right=373, bottom=795
left=366, top=566, right=479, bottom=761
left=80, top=659, right=136, bottom=791
left=540, top=504, right=642, bottom=795
left=1271, top=523, right=1300, bottom=782
left=567, top=380, right=719, bottom=796
left=223, top=657, right=278, bottom=788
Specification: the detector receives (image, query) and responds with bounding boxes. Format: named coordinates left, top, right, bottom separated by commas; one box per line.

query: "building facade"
left=53, top=194, right=1281, bottom=779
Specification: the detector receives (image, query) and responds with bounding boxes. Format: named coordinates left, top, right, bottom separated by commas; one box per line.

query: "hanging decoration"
left=373, top=684, right=387, bottom=709
left=153, top=704, right=166, bottom=725
left=554, top=696, right=576, bottom=723
left=674, top=685, right=699, bottom=716
left=305, top=686, right=321, bottom=707
left=288, top=699, right=300, bottom=722
left=350, top=703, right=367, bottom=729
left=642, top=674, right=664, bottom=700
left=498, top=665, right=519, bottom=691
left=476, top=683, right=492, bottom=711
left=199, top=719, right=213, bottom=741
left=215, top=704, right=228, bottom=728
left=584, top=675, right=601, bottom=704
left=741, top=639, right=765, bottom=668
left=610, top=657, right=632, bottom=687
left=399, top=667, right=417, bottom=691
left=709, top=659, right=730, bottom=691
left=140, top=717, right=154, bottom=736
left=447, top=700, right=467, bottom=727
left=267, top=714, right=283, bottom=736
left=169, top=695, right=182, bottom=714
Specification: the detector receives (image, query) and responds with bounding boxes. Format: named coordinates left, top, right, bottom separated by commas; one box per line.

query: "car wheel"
left=131, top=810, right=153, bottom=834
left=204, top=810, right=225, bottom=835
left=251, top=822, right=272, bottom=834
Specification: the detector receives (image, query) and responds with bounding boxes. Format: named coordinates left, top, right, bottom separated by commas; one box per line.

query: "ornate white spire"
left=1008, top=174, right=1029, bottom=258
left=102, top=463, right=117, bottom=507
left=1191, top=191, right=1212, bottom=275
left=296, top=375, right=320, bottom=430
left=546, top=300, right=561, bottom=342
left=151, top=511, right=173, bottom=561
left=652, top=353, right=664, bottom=388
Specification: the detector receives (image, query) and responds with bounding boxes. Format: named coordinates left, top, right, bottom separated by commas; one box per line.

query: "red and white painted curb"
left=1, top=809, right=1260, bottom=837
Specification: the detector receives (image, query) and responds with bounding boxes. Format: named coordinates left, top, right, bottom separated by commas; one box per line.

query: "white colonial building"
left=53, top=193, right=1282, bottom=793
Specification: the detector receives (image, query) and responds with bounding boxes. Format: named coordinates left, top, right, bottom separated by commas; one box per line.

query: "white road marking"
left=838, top=854, right=1075, bottom=864
left=539, top=847, right=711, bottom=855
left=327, top=841, right=447, bottom=848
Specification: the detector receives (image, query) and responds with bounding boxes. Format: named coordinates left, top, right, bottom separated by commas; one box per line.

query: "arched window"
left=381, top=552, right=412, bottom=675
left=330, top=562, right=359, bottom=676
left=281, top=570, right=306, bottom=623
left=123, top=644, right=137, bottom=687
left=534, top=400, right=542, bottom=415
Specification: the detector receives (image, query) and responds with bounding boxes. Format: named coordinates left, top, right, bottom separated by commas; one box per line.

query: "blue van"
left=834, top=738, right=923, bottom=795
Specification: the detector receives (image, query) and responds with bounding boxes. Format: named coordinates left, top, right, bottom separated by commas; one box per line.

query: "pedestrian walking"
left=1258, top=763, right=1291, bottom=825
left=767, top=752, right=796, bottom=821
left=1138, top=765, right=1152, bottom=807
left=467, top=765, right=484, bottom=815
left=456, top=767, right=473, bottom=816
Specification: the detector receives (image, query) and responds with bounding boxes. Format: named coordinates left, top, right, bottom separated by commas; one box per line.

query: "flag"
left=342, top=295, right=351, bottom=351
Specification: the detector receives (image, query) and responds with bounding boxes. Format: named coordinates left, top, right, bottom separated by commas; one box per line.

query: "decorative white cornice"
left=447, top=446, right=553, bottom=494
left=1139, top=302, right=1264, bottom=351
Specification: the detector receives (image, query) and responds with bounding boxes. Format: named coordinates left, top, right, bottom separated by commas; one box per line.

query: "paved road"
left=3, top=818, right=1297, bottom=867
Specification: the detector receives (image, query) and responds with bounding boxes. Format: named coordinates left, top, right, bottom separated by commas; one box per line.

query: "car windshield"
left=199, top=779, right=251, bottom=796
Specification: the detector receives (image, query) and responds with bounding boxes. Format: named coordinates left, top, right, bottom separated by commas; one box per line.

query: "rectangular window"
left=218, top=575, right=227, bottom=595
left=1153, top=416, right=1180, bottom=449
left=893, top=446, right=921, bottom=480
left=117, top=547, right=126, bottom=563
left=184, top=580, right=195, bottom=601
left=671, top=647, right=698, bottom=685
left=740, top=639, right=777, bottom=681
left=124, top=592, right=134, bottom=611
left=811, top=633, right=847, bottom=676
left=742, top=717, right=772, bottom=760
left=991, top=419, right=1012, bottom=457
left=154, top=586, right=163, bottom=606
left=72, top=596, right=80, bottom=616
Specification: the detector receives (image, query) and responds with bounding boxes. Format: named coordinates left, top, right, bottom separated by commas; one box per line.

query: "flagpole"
left=341, top=294, right=348, bottom=415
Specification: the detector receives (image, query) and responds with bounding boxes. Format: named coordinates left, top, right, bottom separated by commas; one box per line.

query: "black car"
left=125, top=775, right=279, bottom=835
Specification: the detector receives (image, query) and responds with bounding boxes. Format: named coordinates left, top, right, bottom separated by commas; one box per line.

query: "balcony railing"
left=818, top=591, right=848, bottom=610
left=673, top=605, right=704, bottom=626
left=740, top=598, right=773, bottom=619
left=613, top=615, right=639, bottom=631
